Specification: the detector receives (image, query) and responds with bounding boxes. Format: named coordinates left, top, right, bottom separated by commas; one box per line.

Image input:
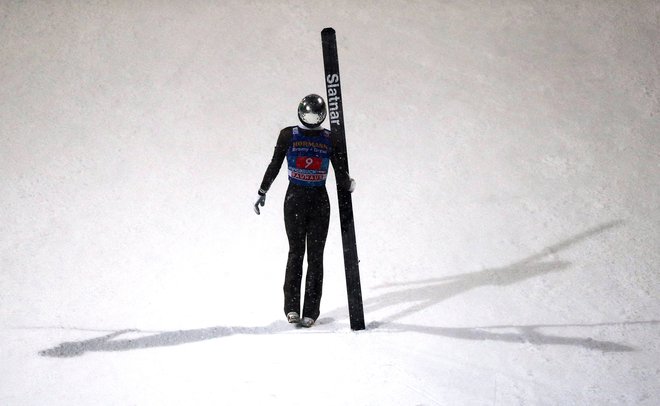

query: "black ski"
left=321, top=27, right=365, bottom=331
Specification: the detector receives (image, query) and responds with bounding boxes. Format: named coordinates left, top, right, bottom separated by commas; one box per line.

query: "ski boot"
left=300, top=317, right=315, bottom=328
left=287, top=312, right=300, bottom=324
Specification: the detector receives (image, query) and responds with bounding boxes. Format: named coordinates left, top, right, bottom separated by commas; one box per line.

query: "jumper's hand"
left=254, top=194, right=266, bottom=215
left=348, top=178, right=356, bottom=193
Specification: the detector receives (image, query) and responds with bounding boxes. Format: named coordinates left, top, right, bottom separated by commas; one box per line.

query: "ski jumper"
left=259, top=126, right=352, bottom=320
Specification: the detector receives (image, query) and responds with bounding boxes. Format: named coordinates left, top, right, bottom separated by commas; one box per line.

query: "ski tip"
left=321, top=27, right=335, bottom=35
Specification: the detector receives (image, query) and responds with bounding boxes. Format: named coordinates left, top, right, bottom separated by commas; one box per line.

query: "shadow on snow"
left=38, top=322, right=290, bottom=358
left=38, top=220, right=654, bottom=357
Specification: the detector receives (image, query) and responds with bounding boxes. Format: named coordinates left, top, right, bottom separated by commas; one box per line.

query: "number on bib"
left=296, top=156, right=322, bottom=170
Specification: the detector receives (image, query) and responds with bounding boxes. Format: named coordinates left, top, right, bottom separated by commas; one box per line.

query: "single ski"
left=321, top=27, right=366, bottom=331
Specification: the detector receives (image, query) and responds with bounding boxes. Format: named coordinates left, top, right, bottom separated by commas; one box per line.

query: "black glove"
left=254, top=194, right=266, bottom=215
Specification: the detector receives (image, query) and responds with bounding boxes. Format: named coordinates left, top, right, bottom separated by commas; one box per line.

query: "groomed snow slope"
left=1, top=1, right=659, bottom=404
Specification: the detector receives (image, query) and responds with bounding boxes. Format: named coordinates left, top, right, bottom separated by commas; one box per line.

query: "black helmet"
left=297, top=94, right=326, bottom=128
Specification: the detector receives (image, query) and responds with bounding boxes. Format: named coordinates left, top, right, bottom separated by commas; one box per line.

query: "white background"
left=1, top=1, right=659, bottom=404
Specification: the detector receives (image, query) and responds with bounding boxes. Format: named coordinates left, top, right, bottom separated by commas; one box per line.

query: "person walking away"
left=254, top=94, right=355, bottom=328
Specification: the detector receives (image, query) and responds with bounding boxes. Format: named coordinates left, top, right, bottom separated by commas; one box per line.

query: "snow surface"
left=1, top=1, right=659, bottom=404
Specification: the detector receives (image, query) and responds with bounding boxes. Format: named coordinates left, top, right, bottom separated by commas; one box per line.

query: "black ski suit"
left=258, top=125, right=352, bottom=320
